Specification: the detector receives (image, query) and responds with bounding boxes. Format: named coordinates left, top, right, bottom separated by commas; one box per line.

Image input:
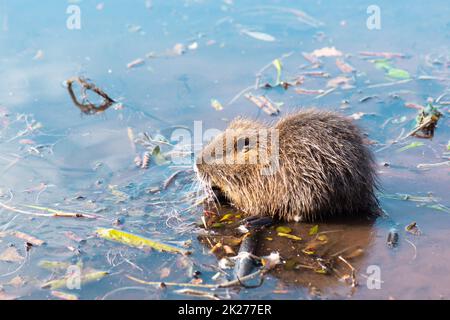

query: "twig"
left=126, top=269, right=265, bottom=290
left=417, top=161, right=450, bottom=169
left=338, top=256, right=358, bottom=287
left=174, top=288, right=220, bottom=300
left=404, top=238, right=417, bottom=260
left=66, top=77, right=115, bottom=114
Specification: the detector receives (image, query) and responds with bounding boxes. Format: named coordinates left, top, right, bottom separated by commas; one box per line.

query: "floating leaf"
left=152, top=146, right=168, bottom=165
left=277, top=232, right=302, bottom=241
left=244, top=93, right=280, bottom=115
left=7, top=276, right=24, bottom=289
left=211, top=222, right=225, bottom=229
left=107, top=185, right=129, bottom=203
left=373, top=59, right=391, bottom=70
left=96, top=228, right=188, bottom=254
left=219, top=213, right=235, bottom=222
left=309, top=225, right=319, bottom=236
left=386, top=68, right=410, bottom=80
left=51, top=291, right=79, bottom=300
left=311, top=46, right=342, bottom=58
left=302, top=248, right=315, bottom=255
left=241, top=29, right=275, bottom=42
left=0, top=247, right=24, bottom=263
left=336, top=59, right=354, bottom=73
left=275, top=226, right=292, bottom=234
left=210, top=99, right=224, bottom=111
left=397, top=141, right=424, bottom=152
left=38, top=260, right=71, bottom=271
left=10, top=231, right=45, bottom=246
left=272, top=59, right=282, bottom=85
left=42, top=270, right=109, bottom=290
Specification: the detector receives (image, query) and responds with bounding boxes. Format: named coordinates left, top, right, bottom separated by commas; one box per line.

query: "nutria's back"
left=196, top=109, right=378, bottom=222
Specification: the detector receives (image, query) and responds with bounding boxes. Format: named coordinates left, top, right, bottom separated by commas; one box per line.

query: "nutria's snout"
left=197, top=108, right=379, bottom=222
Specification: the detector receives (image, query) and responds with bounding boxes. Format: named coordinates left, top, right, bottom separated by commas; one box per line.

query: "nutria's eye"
left=236, top=137, right=251, bottom=152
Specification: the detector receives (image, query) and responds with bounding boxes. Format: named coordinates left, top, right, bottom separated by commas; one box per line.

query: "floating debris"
left=66, top=77, right=115, bottom=115
left=359, top=51, right=406, bottom=59
left=241, top=29, right=275, bottom=42
left=387, top=229, right=399, bottom=248
left=396, top=141, right=424, bottom=152
left=96, top=228, right=189, bottom=255
left=406, top=103, right=443, bottom=139
left=51, top=291, right=79, bottom=300
left=311, top=46, right=342, bottom=58
left=0, top=247, right=24, bottom=263
left=405, top=222, right=421, bottom=235
left=127, top=58, right=145, bottom=69
left=336, top=59, right=354, bottom=73
left=42, top=270, right=109, bottom=290
left=210, top=99, right=224, bottom=111
left=244, top=93, right=280, bottom=115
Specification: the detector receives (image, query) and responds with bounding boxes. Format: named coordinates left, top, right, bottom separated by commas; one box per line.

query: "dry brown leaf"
left=8, top=276, right=25, bottom=288
left=336, top=59, right=354, bottom=73
left=160, top=267, right=171, bottom=279
left=0, top=290, right=18, bottom=300
left=327, top=76, right=351, bottom=88
left=10, top=231, right=45, bottom=246
left=0, top=247, right=24, bottom=263
left=244, top=94, right=280, bottom=116
left=311, top=46, right=342, bottom=58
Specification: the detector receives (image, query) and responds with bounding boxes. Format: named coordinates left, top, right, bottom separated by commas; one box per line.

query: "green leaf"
left=38, top=260, right=71, bottom=271
left=373, top=59, right=391, bottom=70
left=152, top=146, right=168, bottom=166
left=96, top=228, right=188, bottom=254
left=272, top=59, right=282, bottom=85
left=447, top=141, right=450, bottom=151
left=386, top=68, right=410, bottom=79
left=275, top=226, right=292, bottom=234
left=397, top=141, right=424, bottom=152
left=309, top=225, right=319, bottom=236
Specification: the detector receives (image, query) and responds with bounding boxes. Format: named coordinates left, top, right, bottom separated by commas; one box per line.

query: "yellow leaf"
left=219, top=213, right=235, bottom=222
left=272, top=59, right=282, bottom=85
left=309, top=225, right=319, bottom=236
left=275, top=226, right=292, bottom=234
left=277, top=232, right=302, bottom=241
left=96, top=228, right=188, bottom=254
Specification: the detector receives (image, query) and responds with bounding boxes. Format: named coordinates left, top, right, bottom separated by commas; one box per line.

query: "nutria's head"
left=195, top=118, right=273, bottom=204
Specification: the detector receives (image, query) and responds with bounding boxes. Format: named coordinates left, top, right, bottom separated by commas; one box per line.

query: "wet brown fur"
left=196, top=109, right=379, bottom=222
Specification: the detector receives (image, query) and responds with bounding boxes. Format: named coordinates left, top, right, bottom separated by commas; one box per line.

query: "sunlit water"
left=0, top=0, right=449, bottom=299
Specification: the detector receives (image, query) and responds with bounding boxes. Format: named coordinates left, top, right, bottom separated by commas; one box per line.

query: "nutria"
left=195, top=109, right=378, bottom=222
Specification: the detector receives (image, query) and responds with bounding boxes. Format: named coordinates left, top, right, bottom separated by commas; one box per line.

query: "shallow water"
left=0, top=0, right=449, bottom=300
